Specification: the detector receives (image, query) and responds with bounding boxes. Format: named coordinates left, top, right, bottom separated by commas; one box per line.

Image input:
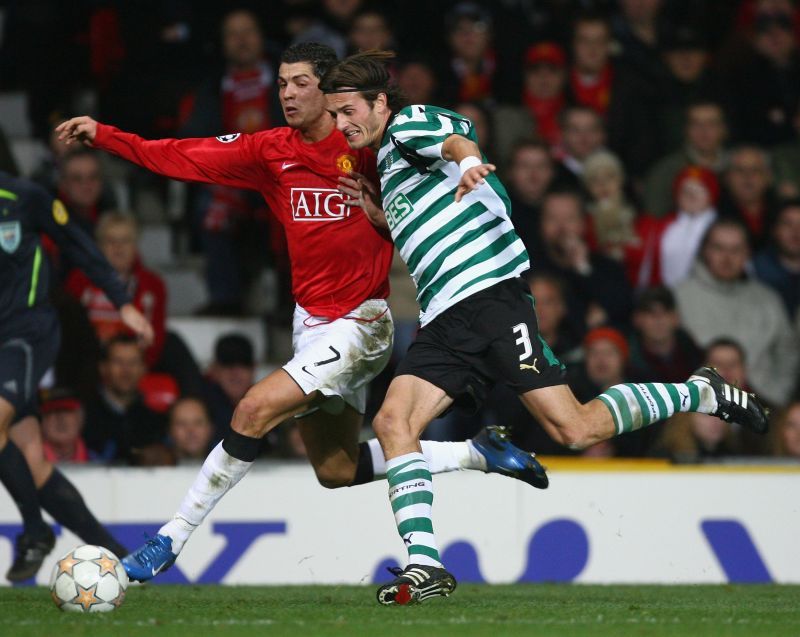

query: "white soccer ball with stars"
left=49, top=545, right=128, bottom=612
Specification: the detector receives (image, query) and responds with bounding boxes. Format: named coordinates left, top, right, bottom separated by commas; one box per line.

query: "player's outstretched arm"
left=338, top=171, right=389, bottom=230
left=57, top=116, right=266, bottom=191
left=120, top=304, right=155, bottom=346
left=56, top=116, right=98, bottom=146
left=442, top=135, right=496, bottom=203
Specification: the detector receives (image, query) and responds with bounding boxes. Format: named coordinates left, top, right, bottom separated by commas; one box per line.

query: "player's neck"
left=371, top=111, right=394, bottom=151
left=299, top=113, right=336, bottom=143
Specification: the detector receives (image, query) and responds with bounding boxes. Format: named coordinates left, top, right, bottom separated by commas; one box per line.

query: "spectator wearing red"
left=436, top=3, right=496, bottom=104
left=40, top=388, right=91, bottom=464
left=66, top=212, right=166, bottom=368
left=627, top=166, right=720, bottom=288
left=568, top=12, right=658, bottom=178
left=521, top=41, right=567, bottom=147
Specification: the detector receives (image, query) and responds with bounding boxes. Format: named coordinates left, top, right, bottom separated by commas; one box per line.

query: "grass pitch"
left=1, top=584, right=798, bottom=637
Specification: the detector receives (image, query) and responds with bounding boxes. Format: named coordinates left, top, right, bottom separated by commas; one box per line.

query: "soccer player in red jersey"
left=59, top=43, right=543, bottom=582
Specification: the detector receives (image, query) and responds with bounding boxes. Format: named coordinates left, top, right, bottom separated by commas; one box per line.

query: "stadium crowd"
left=1, top=0, right=799, bottom=465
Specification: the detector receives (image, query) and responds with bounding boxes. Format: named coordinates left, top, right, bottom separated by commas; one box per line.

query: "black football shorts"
left=0, top=308, right=61, bottom=421
left=395, top=277, right=566, bottom=411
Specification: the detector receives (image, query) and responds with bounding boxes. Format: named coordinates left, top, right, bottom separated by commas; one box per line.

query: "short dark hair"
left=509, top=138, right=552, bottom=165
left=700, top=217, right=752, bottom=254
left=705, top=337, right=747, bottom=363
left=101, top=333, right=141, bottom=361
left=280, top=42, right=339, bottom=80
left=320, top=50, right=407, bottom=111
left=634, top=286, right=677, bottom=313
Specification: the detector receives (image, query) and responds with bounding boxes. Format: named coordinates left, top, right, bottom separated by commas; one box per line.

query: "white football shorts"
left=283, top=298, right=394, bottom=415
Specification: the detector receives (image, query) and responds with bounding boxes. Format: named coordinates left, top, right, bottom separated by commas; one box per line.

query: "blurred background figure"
left=555, top=106, right=607, bottom=191
left=675, top=219, right=799, bottom=407
left=205, top=333, right=257, bottom=443
left=83, top=335, right=167, bottom=464
left=520, top=41, right=567, bottom=147
left=505, top=140, right=556, bottom=255
left=40, top=388, right=90, bottom=464
left=56, top=149, right=116, bottom=233
left=628, top=286, right=703, bottom=383
left=347, top=7, right=394, bottom=53
left=772, top=401, right=800, bottom=458
left=753, top=199, right=800, bottom=321
left=658, top=411, right=744, bottom=461
left=167, top=397, right=214, bottom=464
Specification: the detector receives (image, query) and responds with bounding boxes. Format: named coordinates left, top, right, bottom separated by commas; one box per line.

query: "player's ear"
left=375, top=92, right=389, bottom=113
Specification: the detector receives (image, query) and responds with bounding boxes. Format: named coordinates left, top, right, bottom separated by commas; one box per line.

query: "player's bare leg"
left=0, top=401, right=55, bottom=581
left=10, top=417, right=126, bottom=557
left=123, top=369, right=319, bottom=581
left=371, top=375, right=457, bottom=605
left=298, top=406, right=513, bottom=490
left=519, top=368, right=768, bottom=450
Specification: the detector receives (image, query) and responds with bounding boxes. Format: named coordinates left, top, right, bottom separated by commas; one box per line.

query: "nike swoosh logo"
left=151, top=563, right=168, bottom=577
left=301, top=346, right=341, bottom=376
left=282, top=162, right=298, bottom=170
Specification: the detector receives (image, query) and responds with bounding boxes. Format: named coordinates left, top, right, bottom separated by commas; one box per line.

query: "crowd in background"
left=0, top=0, right=799, bottom=465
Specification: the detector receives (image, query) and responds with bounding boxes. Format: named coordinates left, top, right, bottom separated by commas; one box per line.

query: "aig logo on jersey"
left=290, top=188, right=350, bottom=222
left=0, top=220, right=21, bottom=253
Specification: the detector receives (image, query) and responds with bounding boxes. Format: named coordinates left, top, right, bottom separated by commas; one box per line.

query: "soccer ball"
left=49, top=545, right=128, bottom=612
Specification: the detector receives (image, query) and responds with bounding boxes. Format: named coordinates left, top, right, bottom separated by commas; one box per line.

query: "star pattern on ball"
left=57, top=553, right=81, bottom=577
left=92, top=553, right=118, bottom=576
left=71, top=583, right=102, bottom=612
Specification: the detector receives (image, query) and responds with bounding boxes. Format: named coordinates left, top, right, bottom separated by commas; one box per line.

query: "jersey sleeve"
left=93, top=124, right=274, bottom=190
left=387, top=106, right=474, bottom=165
left=30, top=186, right=131, bottom=308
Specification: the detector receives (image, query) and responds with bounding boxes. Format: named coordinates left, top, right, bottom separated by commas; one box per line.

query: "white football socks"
left=159, top=442, right=253, bottom=554
left=367, top=438, right=487, bottom=479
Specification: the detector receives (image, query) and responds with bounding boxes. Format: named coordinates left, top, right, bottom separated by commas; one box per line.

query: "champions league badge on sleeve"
left=216, top=134, right=241, bottom=143
left=0, top=220, right=21, bottom=253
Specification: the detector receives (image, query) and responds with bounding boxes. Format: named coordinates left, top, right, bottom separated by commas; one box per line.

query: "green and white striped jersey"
left=378, top=104, right=529, bottom=326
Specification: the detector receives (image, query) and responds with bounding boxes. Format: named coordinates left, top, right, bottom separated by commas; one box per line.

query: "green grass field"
left=1, top=584, right=799, bottom=637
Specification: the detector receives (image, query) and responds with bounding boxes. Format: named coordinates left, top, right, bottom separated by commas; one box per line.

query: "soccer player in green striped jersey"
left=322, top=51, right=769, bottom=606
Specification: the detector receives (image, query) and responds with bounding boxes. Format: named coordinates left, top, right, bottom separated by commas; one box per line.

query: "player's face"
left=278, top=62, right=328, bottom=129
left=326, top=92, right=389, bottom=150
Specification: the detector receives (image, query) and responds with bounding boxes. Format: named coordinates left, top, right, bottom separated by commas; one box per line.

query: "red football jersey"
left=93, top=124, right=393, bottom=319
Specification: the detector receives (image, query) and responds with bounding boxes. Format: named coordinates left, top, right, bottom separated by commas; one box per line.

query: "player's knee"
left=313, top=464, right=353, bottom=490
left=373, top=410, right=414, bottom=447
left=232, top=395, right=273, bottom=437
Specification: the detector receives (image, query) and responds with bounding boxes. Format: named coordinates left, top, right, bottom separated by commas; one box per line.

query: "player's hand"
left=55, top=116, right=99, bottom=146
left=338, top=171, right=388, bottom=230
left=455, top=163, right=496, bottom=203
left=119, top=304, right=155, bottom=347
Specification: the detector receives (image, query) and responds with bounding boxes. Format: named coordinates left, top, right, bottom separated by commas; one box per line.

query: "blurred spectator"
left=520, top=41, right=567, bottom=147
left=40, top=389, right=90, bottom=464
left=527, top=273, right=582, bottom=363
left=772, top=104, right=800, bottom=196
left=436, top=3, right=496, bottom=104
left=675, top=218, right=799, bottom=407
left=507, top=140, right=557, bottom=255
left=57, top=149, right=116, bottom=233
left=582, top=150, right=638, bottom=261
left=705, top=338, right=751, bottom=390
left=568, top=326, right=638, bottom=457
left=66, top=212, right=166, bottom=368
left=83, top=335, right=167, bottom=464
left=455, top=101, right=494, bottom=159
left=568, top=12, right=655, bottom=177
left=644, top=100, right=729, bottom=217
left=536, top=191, right=633, bottom=335
left=167, top=397, right=215, bottom=463
left=611, top=0, right=669, bottom=91
left=205, top=333, right=257, bottom=441
left=628, top=286, right=703, bottom=383
left=626, top=166, right=720, bottom=289
left=753, top=199, right=800, bottom=320
left=734, top=0, right=800, bottom=145
left=397, top=59, right=437, bottom=105
left=347, top=7, right=394, bottom=53
left=658, top=412, right=743, bottom=461
left=180, top=8, right=278, bottom=316
left=660, top=166, right=720, bottom=288
left=772, top=401, right=800, bottom=457
left=657, top=24, right=727, bottom=155
left=718, top=145, right=779, bottom=246
left=31, top=124, right=71, bottom=193
left=556, top=106, right=607, bottom=191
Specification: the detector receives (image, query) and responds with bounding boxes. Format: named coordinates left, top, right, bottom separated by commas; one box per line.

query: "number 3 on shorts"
left=512, top=323, right=533, bottom=361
